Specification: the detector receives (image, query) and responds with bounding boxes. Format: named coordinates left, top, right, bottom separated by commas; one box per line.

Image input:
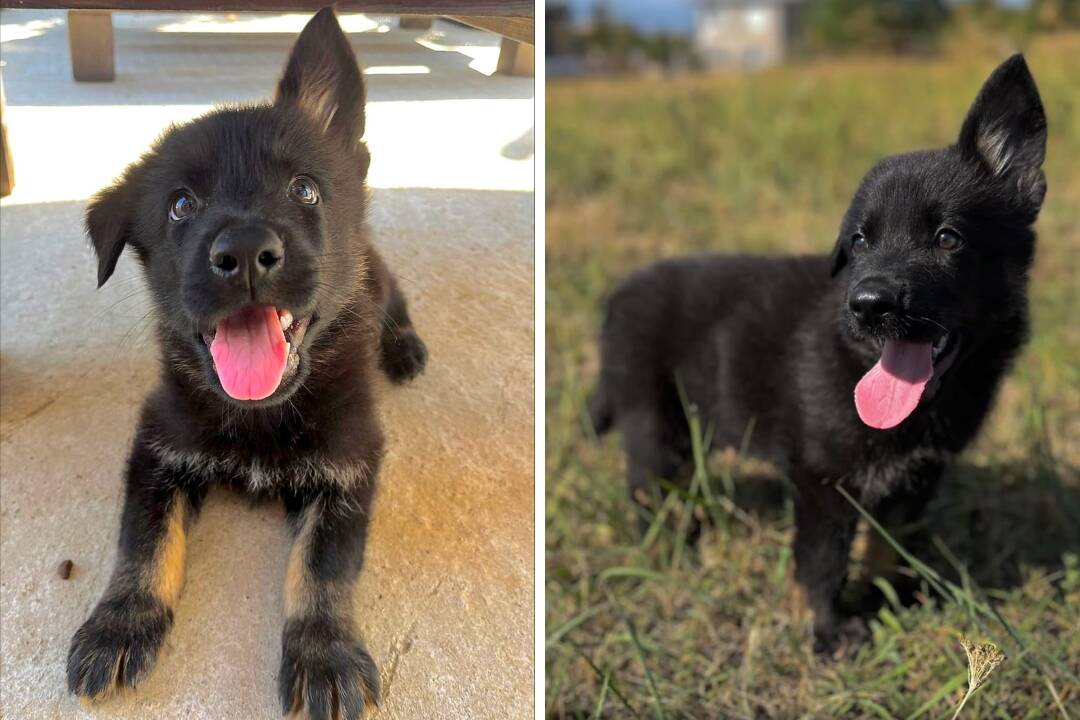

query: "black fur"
left=67, top=9, right=424, bottom=718
left=590, top=55, right=1046, bottom=653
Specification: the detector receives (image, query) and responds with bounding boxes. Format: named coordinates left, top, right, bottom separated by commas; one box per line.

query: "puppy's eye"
left=935, top=228, right=964, bottom=251
left=851, top=233, right=868, bottom=251
left=287, top=176, right=320, bottom=205
left=169, top=190, right=198, bottom=222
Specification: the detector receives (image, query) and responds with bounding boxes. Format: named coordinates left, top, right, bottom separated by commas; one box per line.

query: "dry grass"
left=546, top=33, right=1080, bottom=719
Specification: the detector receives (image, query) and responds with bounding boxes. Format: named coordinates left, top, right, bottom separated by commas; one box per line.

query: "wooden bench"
left=0, top=1, right=533, bottom=196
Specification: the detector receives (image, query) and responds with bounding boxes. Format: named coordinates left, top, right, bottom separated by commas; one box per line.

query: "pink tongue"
left=209, top=306, right=288, bottom=401
left=854, top=340, right=934, bottom=429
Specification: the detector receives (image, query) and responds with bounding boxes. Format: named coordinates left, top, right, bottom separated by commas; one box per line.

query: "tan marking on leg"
left=360, top=677, right=378, bottom=709
left=862, top=530, right=900, bottom=580
left=790, top=582, right=809, bottom=627
left=289, top=674, right=306, bottom=715
left=854, top=510, right=906, bottom=584
left=285, top=504, right=318, bottom=618
left=148, top=497, right=188, bottom=608
left=111, top=650, right=125, bottom=692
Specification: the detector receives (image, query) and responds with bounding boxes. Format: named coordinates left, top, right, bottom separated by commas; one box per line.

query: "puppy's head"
left=829, top=55, right=1046, bottom=429
left=87, top=9, right=371, bottom=406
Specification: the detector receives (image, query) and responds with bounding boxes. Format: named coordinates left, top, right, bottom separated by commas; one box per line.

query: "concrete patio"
left=0, top=11, right=533, bottom=719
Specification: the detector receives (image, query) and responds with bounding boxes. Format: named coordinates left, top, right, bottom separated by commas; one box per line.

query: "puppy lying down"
left=67, top=10, right=426, bottom=719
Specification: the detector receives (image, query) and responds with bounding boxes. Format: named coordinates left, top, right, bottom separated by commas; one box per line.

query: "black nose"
left=849, top=278, right=902, bottom=324
left=209, top=225, right=284, bottom=286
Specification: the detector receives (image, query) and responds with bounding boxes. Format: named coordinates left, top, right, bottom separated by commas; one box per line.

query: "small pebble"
left=57, top=559, right=74, bottom=580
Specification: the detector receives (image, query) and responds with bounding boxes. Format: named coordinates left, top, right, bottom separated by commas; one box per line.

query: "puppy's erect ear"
left=86, top=181, right=132, bottom=288
left=958, top=54, right=1047, bottom=211
left=275, top=8, right=366, bottom=146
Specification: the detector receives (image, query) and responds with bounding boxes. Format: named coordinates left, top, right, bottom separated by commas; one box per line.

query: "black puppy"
left=590, top=55, right=1045, bottom=652
left=66, top=10, right=426, bottom=718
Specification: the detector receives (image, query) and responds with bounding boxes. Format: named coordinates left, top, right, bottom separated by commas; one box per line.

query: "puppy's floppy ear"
left=958, top=54, right=1047, bottom=211
left=275, top=8, right=366, bottom=146
left=86, top=181, right=132, bottom=288
left=829, top=235, right=848, bottom=277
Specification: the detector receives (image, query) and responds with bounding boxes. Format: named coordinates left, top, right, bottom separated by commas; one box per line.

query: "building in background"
left=694, top=0, right=803, bottom=68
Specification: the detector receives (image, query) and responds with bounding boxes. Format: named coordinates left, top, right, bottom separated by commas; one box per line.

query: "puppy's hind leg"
left=622, top=408, right=688, bottom=534
left=374, top=259, right=427, bottom=383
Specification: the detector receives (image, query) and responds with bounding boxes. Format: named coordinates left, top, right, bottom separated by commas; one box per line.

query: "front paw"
left=813, top=615, right=870, bottom=659
left=380, top=329, right=427, bottom=383
left=280, top=616, right=379, bottom=720
left=67, top=591, right=172, bottom=698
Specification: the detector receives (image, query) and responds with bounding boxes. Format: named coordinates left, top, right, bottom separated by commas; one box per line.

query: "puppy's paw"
left=67, top=592, right=172, bottom=698
left=380, top=329, right=427, bottom=383
left=813, top=615, right=870, bottom=659
left=279, top=616, right=379, bottom=720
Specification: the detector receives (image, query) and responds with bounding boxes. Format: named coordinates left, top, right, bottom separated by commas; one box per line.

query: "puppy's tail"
left=587, top=382, right=614, bottom=437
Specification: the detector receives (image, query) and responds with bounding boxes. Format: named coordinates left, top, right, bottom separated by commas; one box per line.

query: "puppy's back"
left=590, top=253, right=831, bottom=439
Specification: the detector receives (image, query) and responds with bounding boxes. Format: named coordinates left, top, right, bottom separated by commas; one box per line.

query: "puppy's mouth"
left=199, top=306, right=312, bottom=402
left=854, top=331, right=961, bottom=430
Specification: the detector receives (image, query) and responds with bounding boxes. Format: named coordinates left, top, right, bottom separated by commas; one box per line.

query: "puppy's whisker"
left=915, top=315, right=949, bottom=334
left=112, top=309, right=157, bottom=359
left=307, top=281, right=398, bottom=336
left=95, top=288, right=151, bottom=321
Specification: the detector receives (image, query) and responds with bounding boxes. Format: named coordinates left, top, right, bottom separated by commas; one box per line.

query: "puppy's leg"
left=622, top=408, right=688, bottom=533
left=68, top=441, right=205, bottom=697
left=859, top=462, right=943, bottom=609
left=792, top=479, right=861, bottom=654
left=279, top=484, right=379, bottom=720
left=371, top=253, right=426, bottom=383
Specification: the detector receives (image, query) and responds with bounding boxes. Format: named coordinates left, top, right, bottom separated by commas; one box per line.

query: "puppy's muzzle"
left=848, top=277, right=903, bottom=327
left=210, top=223, right=285, bottom=291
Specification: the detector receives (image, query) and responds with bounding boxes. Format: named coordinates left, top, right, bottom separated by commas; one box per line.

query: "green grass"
left=546, top=34, right=1080, bottom=719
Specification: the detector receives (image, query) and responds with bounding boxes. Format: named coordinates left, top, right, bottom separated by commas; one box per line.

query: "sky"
left=560, top=0, right=696, bottom=34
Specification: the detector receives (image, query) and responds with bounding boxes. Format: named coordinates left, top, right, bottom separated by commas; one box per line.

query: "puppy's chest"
left=848, top=444, right=949, bottom=504
left=144, top=433, right=368, bottom=494
left=802, top=419, right=952, bottom=503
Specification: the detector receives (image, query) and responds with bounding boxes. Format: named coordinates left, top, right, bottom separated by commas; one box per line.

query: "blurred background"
left=548, top=0, right=1080, bottom=73
left=545, top=1, right=1079, bottom=717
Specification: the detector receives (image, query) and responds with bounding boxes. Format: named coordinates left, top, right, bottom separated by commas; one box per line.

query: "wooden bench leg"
left=68, top=10, right=115, bottom=82
left=0, top=68, right=13, bottom=197
left=496, top=38, right=533, bottom=76
left=399, top=15, right=433, bottom=30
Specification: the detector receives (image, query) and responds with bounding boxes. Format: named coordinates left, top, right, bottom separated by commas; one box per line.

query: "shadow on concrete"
left=501, top=126, right=535, bottom=160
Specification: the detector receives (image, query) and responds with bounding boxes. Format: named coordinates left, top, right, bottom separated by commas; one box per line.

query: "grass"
left=545, top=33, right=1080, bottom=719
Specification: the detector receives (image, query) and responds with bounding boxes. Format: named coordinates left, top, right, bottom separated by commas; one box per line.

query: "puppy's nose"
left=849, top=279, right=902, bottom=324
left=209, top=225, right=284, bottom=286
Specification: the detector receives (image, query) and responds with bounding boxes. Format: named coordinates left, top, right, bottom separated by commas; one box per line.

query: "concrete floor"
left=0, top=12, right=534, bottom=719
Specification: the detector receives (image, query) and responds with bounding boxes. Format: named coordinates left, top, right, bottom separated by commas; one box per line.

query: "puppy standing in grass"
left=66, top=10, right=426, bottom=718
left=590, top=56, right=1046, bottom=653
